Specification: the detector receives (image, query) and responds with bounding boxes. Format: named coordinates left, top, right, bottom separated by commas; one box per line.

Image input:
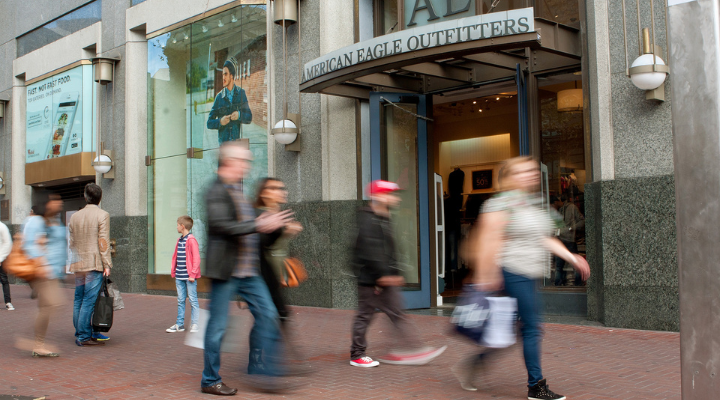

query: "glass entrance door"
left=370, top=93, right=431, bottom=309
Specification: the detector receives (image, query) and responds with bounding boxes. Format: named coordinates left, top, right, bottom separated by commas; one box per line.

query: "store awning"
left=300, top=12, right=581, bottom=100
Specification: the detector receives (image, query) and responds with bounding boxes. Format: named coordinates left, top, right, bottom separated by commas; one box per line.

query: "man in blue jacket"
left=207, top=57, right=252, bottom=144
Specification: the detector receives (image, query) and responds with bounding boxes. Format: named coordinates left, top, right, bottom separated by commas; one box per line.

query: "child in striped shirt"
left=166, top=216, right=201, bottom=333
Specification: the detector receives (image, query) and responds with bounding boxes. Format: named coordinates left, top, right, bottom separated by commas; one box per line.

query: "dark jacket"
left=352, top=207, right=398, bottom=287
left=204, top=178, right=257, bottom=281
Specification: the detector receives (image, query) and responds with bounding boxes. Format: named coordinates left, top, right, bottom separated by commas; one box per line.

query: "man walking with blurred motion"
left=201, top=141, right=294, bottom=395
left=68, top=183, right=112, bottom=346
left=350, top=180, right=446, bottom=368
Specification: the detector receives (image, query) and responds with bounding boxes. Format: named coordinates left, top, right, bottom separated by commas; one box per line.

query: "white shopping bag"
left=184, top=308, right=250, bottom=353
left=482, top=296, right=518, bottom=348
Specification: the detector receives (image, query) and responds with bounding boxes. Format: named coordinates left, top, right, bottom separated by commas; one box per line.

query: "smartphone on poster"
left=46, top=92, right=79, bottom=159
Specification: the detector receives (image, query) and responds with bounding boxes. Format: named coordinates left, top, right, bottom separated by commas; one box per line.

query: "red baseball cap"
left=366, top=180, right=401, bottom=197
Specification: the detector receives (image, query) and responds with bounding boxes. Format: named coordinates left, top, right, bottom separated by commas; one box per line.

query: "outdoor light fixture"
left=92, top=57, right=119, bottom=84
left=0, top=100, right=5, bottom=119
left=273, top=118, right=299, bottom=144
left=557, top=81, right=583, bottom=112
left=92, top=142, right=115, bottom=179
left=273, top=0, right=298, bottom=26
left=618, top=0, right=669, bottom=101
left=271, top=0, right=302, bottom=151
left=0, top=172, right=5, bottom=195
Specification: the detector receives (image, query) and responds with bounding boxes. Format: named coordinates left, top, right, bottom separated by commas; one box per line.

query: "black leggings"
left=0, top=263, right=11, bottom=304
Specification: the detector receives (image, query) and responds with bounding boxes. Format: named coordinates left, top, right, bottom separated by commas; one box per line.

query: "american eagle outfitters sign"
left=301, top=8, right=534, bottom=84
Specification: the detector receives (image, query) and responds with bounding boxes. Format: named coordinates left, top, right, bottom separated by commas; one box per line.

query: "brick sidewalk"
left=0, top=284, right=679, bottom=400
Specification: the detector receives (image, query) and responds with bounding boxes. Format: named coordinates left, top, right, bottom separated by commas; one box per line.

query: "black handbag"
left=92, top=277, right=114, bottom=333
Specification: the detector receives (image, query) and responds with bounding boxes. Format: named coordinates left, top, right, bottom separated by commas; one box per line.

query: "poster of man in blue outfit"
left=207, top=57, right=252, bottom=143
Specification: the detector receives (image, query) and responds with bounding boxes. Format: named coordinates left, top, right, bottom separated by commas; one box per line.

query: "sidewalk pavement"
left=0, top=284, right=679, bottom=400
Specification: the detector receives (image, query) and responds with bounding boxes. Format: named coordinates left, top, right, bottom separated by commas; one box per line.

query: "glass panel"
left=478, top=0, right=528, bottom=14
left=131, top=0, right=147, bottom=5
left=535, top=0, right=580, bottom=29
left=150, top=155, right=188, bottom=274
left=382, top=103, right=420, bottom=286
left=538, top=73, right=586, bottom=289
left=148, top=4, right=269, bottom=274
left=377, top=0, right=399, bottom=36
left=17, top=1, right=102, bottom=57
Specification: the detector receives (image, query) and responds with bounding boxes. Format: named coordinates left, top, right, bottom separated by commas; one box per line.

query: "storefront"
left=0, top=0, right=678, bottom=331
left=298, top=2, right=586, bottom=311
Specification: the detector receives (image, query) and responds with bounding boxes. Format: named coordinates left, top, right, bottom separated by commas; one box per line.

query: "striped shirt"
left=175, top=234, right=189, bottom=280
left=482, top=190, right=560, bottom=279
left=225, top=184, right=260, bottom=278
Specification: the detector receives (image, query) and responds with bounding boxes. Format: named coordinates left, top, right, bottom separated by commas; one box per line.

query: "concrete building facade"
left=0, top=0, right=678, bottom=330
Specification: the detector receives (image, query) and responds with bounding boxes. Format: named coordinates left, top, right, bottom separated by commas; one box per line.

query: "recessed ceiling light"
left=479, top=109, right=483, bottom=112
left=473, top=101, right=477, bottom=104
left=496, top=97, right=500, bottom=100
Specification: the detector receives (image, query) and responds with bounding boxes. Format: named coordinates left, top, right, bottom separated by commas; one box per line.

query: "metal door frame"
left=369, top=92, right=431, bottom=309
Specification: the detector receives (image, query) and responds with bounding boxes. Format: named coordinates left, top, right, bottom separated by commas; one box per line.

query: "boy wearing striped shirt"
left=167, top=216, right=201, bottom=333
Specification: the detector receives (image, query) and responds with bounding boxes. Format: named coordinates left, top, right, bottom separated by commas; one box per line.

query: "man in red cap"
left=349, top=180, right=446, bottom=368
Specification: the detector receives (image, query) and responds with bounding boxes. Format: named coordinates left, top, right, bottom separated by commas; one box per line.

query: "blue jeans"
left=502, top=269, right=543, bottom=386
left=201, top=276, right=283, bottom=388
left=73, top=271, right=103, bottom=342
left=175, top=279, right=199, bottom=327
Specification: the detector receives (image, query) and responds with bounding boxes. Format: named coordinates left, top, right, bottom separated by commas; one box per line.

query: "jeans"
left=554, top=240, right=578, bottom=286
left=502, top=269, right=543, bottom=386
left=201, top=276, right=283, bottom=388
left=0, top=263, right=10, bottom=304
left=175, top=279, right=199, bottom=327
left=73, top=271, right=103, bottom=342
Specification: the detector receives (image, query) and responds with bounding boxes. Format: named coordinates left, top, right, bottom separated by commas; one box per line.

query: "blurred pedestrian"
left=68, top=183, right=113, bottom=346
left=23, top=191, right=67, bottom=357
left=349, top=180, right=446, bottom=368
left=254, top=178, right=303, bottom=324
left=552, top=195, right=585, bottom=286
left=166, top=215, right=201, bottom=333
left=469, top=157, right=590, bottom=400
left=201, top=142, right=294, bottom=396
left=0, top=221, right=13, bottom=310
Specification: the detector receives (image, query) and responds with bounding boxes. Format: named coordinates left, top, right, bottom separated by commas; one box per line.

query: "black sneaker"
left=528, top=379, right=566, bottom=400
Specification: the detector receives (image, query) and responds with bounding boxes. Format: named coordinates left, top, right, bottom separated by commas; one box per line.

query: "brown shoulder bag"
left=3, top=234, right=41, bottom=281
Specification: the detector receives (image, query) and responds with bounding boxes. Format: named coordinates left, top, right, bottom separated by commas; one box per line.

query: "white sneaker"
left=166, top=324, right=185, bottom=333
left=190, top=324, right=199, bottom=333
left=350, top=356, right=380, bottom=367
left=5, top=303, right=14, bottom=311
left=378, top=345, right=448, bottom=365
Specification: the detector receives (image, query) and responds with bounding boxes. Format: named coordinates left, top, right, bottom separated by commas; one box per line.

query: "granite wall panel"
left=585, top=175, right=678, bottom=331
left=109, top=215, right=148, bottom=293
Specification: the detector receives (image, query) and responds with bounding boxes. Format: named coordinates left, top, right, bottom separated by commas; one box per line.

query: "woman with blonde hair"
left=466, top=156, right=590, bottom=400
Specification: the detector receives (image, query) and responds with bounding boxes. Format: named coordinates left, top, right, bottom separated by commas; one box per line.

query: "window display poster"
left=25, top=65, right=94, bottom=163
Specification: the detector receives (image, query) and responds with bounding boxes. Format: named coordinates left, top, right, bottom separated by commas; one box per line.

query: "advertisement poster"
left=26, top=65, right=94, bottom=163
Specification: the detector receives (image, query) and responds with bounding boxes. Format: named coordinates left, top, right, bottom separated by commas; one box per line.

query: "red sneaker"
left=378, top=345, right=447, bottom=365
left=350, top=356, right=380, bottom=367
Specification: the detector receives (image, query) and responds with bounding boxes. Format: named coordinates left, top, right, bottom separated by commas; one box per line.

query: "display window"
left=539, top=71, right=586, bottom=289
left=147, top=4, right=268, bottom=274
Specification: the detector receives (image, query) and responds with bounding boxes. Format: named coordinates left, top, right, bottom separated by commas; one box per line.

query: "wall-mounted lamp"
left=0, top=100, right=5, bottom=119
left=0, top=172, right=6, bottom=195
left=272, top=0, right=302, bottom=152
left=92, top=142, right=115, bottom=179
left=92, top=57, right=119, bottom=84
left=619, top=0, right=669, bottom=101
